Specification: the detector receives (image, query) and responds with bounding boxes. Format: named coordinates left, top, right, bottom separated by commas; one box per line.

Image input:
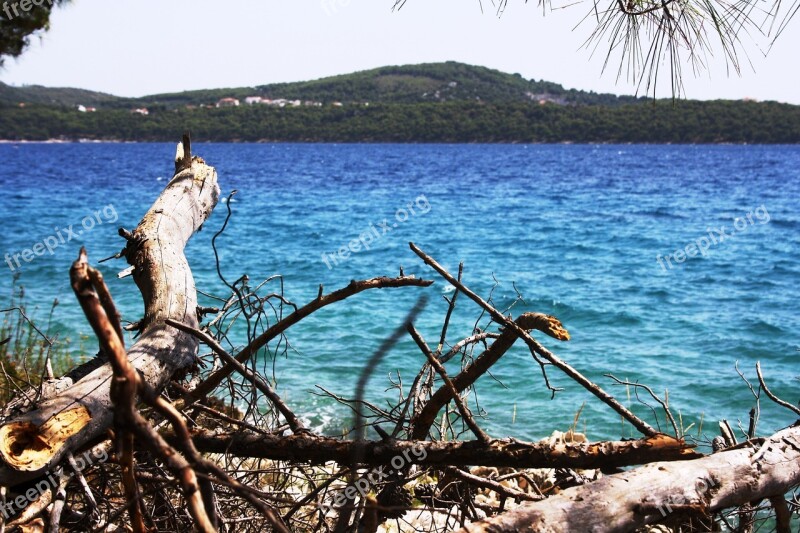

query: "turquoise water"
left=0, top=143, right=798, bottom=442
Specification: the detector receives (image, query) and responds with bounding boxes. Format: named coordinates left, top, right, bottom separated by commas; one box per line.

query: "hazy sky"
left=1, top=0, right=797, bottom=103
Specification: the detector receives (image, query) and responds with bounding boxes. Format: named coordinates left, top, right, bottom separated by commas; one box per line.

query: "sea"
left=0, top=142, right=798, bottom=444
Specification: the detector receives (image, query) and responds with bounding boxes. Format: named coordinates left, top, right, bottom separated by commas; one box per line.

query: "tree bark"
left=457, top=423, right=800, bottom=532
left=0, top=141, right=219, bottom=485
left=180, top=430, right=699, bottom=469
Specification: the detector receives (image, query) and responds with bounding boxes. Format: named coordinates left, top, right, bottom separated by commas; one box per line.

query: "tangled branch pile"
left=0, top=139, right=797, bottom=532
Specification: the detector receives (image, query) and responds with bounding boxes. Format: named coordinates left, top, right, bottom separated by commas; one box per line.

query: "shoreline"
left=0, top=139, right=793, bottom=146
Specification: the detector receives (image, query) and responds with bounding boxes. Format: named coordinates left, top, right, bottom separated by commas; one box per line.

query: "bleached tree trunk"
left=458, top=423, right=800, bottom=533
left=0, top=140, right=219, bottom=485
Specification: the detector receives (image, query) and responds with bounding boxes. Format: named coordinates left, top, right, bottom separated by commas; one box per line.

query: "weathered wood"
left=0, top=141, right=219, bottom=485
left=456, top=423, right=800, bottom=532
left=410, top=242, right=659, bottom=437
left=180, top=430, right=699, bottom=469
left=411, top=312, right=569, bottom=440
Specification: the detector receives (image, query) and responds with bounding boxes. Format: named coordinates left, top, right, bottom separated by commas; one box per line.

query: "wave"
left=633, top=207, right=688, bottom=219
left=769, top=219, right=800, bottom=229
left=770, top=261, right=800, bottom=275
left=745, top=318, right=787, bottom=336
left=516, top=298, right=644, bottom=328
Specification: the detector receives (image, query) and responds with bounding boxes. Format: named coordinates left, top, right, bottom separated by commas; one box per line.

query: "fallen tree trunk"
left=457, top=422, right=800, bottom=532
left=0, top=139, right=219, bottom=485
left=180, top=430, right=700, bottom=469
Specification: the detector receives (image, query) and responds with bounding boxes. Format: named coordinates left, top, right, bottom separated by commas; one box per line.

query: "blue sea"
left=0, top=143, right=798, bottom=443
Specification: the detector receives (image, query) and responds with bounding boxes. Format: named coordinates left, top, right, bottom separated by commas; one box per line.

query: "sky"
left=1, top=0, right=798, bottom=103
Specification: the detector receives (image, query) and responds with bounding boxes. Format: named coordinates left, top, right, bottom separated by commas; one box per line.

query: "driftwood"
left=179, top=430, right=699, bottom=468
left=410, top=312, right=569, bottom=441
left=410, top=243, right=658, bottom=438
left=458, top=422, right=800, bottom=532
left=1, top=138, right=797, bottom=532
left=71, top=246, right=232, bottom=532
left=0, top=139, right=220, bottom=484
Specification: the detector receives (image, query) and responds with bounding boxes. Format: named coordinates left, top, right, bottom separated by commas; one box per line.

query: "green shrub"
left=0, top=274, right=73, bottom=405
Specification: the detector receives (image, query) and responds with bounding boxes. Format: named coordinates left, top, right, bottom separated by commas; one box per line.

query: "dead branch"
left=70, top=247, right=212, bottom=532
left=439, top=332, right=500, bottom=364
left=409, top=242, right=658, bottom=437
left=74, top=245, right=293, bottom=532
left=604, top=374, right=680, bottom=437
left=436, top=262, right=463, bottom=354
left=411, top=312, right=569, bottom=441
left=183, top=275, right=434, bottom=407
left=443, top=466, right=543, bottom=503
left=0, top=139, right=220, bottom=485
left=148, top=393, right=289, bottom=532
left=179, top=430, right=699, bottom=469
left=756, top=361, right=800, bottom=416
left=770, top=494, right=792, bottom=533
left=46, top=470, right=69, bottom=533
left=165, top=319, right=306, bottom=434
left=456, top=422, right=800, bottom=532
left=408, top=324, right=491, bottom=444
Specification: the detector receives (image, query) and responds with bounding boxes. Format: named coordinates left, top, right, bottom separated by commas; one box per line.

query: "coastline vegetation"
left=2, top=62, right=798, bottom=144
left=0, top=275, right=73, bottom=404
left=2, top=99, right=799, bottom=144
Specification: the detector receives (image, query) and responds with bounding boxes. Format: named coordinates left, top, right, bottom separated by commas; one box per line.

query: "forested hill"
left=0, top=62, right=641, bottom=108
left=1, top=62, right=799, bottom=143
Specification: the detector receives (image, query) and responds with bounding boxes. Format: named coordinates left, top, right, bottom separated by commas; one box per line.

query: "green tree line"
left=1, top=100, right=798, bottom=143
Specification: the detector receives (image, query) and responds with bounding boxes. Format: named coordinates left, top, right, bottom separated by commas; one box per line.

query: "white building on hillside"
left=216, top=98, right=240, bottom=108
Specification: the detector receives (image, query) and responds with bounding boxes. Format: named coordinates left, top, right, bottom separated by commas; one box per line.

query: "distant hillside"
left=0, top=62, right=644, bottom=109
left=1, top=62, right=798, bottom=143
left=0, top=82, right=124, bottom=108
left=246, top=62, right=644, bottom=106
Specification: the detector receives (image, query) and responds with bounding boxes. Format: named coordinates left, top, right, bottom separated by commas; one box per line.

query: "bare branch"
left=184, top=276, right=433, bottom=406
left=409, top=242, right=658, bottom=437
left=756, top=361, right=800, bottom=416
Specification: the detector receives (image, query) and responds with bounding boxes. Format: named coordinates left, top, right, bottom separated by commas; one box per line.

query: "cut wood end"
left=118, top=265, right=135, bottom=279
left=522, top=313, right=570, bottom=341
left=0, top=406, right=91, bottom=471
left=542, top=315, right=570, bottom=341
